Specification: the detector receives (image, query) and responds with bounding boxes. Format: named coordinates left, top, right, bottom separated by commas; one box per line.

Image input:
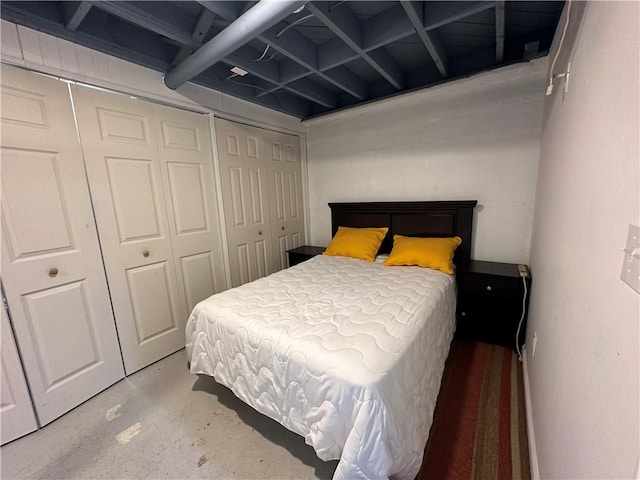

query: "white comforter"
left=186, top=254, right=456, bottom=480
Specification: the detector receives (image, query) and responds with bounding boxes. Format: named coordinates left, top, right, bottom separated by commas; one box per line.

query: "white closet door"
left=215, top=118, right=273, bottom=287
left=266, top=130, right=305, bottom=271
left=72, top=86, right=184, bottom=375
left=72, top=86, right=225, bottom=374
left=1, top=307, right=38, bottom=445
left=152, top=104, right=227, bottom=313
left=0, top=66, right=124, bottom=426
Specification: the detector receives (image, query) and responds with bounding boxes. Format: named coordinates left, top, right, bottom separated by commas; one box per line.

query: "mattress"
left=186, top=254, right=457, bottom=480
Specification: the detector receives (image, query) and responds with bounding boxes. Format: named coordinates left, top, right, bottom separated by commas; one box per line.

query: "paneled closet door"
left=266, top=130, right=305, bottom=271
left=0, top=66, right=125, bottom=426
left=215, top=118, right=273, bottom=287
left=71, top=86, right=226, bottom=374
left=1, top=306, right=38, bottom=444
left=152, top=104, right=227, bottom=313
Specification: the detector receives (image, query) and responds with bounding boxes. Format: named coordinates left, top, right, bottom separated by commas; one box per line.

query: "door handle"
left=142, top=250, right=150, bottom=258
left=258, top=231, right=262, bottom=236
left=48, top=268, right=58, bottom=278
left=281, top=226, right=285, bottom=231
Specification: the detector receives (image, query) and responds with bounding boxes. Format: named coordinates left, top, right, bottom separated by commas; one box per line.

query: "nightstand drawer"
left=456, top=302, right=518, bottom=349
left=459, top=274, right=519, bottom=299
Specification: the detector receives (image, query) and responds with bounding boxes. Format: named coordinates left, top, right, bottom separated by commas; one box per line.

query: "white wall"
left=305, top=59, right=547, bottom=264
left=526, top=2, right=640, bottom=479
left=0, top=20, right=304, bottom=134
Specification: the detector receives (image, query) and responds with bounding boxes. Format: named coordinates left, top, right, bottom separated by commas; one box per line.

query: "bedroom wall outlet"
left=621, top=224, right=640, bottom=294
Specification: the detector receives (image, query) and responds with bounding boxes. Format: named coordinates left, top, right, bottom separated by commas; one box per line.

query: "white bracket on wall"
left=621, top=224, right=640, bottom=294
left=545, top=62, right=571, bottom=97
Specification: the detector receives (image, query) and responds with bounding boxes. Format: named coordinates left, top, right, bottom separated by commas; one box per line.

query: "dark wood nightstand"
left=456, top=260, right=532, bottom=352
left=287, top=246, right=325, bottom=267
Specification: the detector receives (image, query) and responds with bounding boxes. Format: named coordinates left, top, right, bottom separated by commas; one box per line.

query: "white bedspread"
left=185, top=254, right=456, bottom=480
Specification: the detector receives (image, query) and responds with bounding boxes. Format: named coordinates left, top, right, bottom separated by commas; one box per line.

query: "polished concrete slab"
left=1, top=350, right=338, bottom=479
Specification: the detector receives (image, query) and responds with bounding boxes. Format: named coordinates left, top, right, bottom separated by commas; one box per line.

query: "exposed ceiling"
left=1, top=1, right=564, bottom=120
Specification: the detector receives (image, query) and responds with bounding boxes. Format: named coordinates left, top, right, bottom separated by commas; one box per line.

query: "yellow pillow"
left=323, top=226, right=389, bottom=262
left=383, top=235, right=462, bottom=274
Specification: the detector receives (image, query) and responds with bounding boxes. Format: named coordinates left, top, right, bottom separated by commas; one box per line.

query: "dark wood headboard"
left=329, top=201, right=478, bottom=270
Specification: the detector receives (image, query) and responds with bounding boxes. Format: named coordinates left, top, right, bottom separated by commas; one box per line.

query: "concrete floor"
left=1, top=350, right=338, bottom=479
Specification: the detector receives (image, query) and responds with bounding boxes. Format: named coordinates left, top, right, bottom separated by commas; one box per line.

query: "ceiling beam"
left=307, top=2, right=404, bottom=90
left=191, top=8, right=216, bottom=45
left=319, top=1, right=494, bottom=72
left=200, top=1, right=368, bottom=100
left=259, top=25, right=318, bottom=71
left=63, top=2, right=92, bottom=31
left=197, top=0, right=239, bottom=22
left=280, top=60, right=310, bottom=85
left=365, top=1, right=496, bottom=51
left=222, top=46, right=337, bottom=108
left=172, top=8, right=216, bottom=65
left=362, top=4, right=415, bottom=52
left=495, top=1, right=505, bottom=63
left=162, top=5, right=334, bottom=109
left=92, top=2, right=199, bottom=48
left=262, top=23, right=368, bottom=100
left=2, top=1, right=311, bottom=118
left=194, top=65, right=310, bottom=118
left=165, top=0, right=306, bottom=90
left=263, top=1, right=494, bottom=100
left=2, top=3, right=170, bottom=71
left=400, top=1, right=448, bottom=78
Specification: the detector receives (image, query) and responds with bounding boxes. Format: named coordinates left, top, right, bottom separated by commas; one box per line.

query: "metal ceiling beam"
left=400, top=1, right=449, bottom=78
left=92, top=2, right=199, bottom=48
left=200, top=1, right=368, bottom=100
left=495, top=1, right=505, bottom=63
left=165, top=0, right=306, bottom=90
left=63, top=2, right=91, bottom=31
left=307, top=2, right=404, bottom=90
left=172, top=9, right=216, bottom=65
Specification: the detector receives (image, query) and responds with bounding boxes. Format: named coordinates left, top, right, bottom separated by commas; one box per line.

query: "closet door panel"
left=215, top=118, right=273, bottom=287
left=71, top=86, right=185, bottom=375
left=1, top=66, right=124, bottom=426
left=153, top=105, right=227, bottom=312
left=267, top=130, right=304, bottom=271
left=1, top=307, right=38, bottom=445
left=180, top=252, right=217, bottom=311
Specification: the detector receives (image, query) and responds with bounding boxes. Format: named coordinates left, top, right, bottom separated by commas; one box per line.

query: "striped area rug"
left=417, top=339, right=530, bottom=480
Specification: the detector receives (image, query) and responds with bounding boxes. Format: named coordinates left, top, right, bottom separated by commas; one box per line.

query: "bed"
left=186, top=200, right=477, bottom=479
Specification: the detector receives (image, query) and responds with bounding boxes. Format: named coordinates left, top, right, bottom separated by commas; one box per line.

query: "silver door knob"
left=486, top=285, right=492, bottom=291
left=49, top=268, right=58, bottom=278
